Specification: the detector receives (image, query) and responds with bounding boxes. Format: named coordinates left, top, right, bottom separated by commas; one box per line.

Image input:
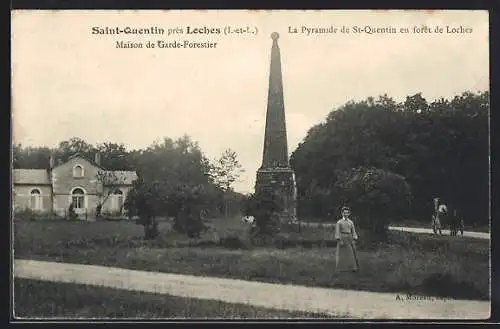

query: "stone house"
left=12, top=153, right=138, bottom=219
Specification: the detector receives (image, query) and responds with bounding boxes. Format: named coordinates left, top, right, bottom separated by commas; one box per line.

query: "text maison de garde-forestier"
left=91, top=26, right=224, bottom=49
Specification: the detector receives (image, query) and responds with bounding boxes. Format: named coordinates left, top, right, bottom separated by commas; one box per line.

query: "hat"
left=341, top=206, right=351, bottom=212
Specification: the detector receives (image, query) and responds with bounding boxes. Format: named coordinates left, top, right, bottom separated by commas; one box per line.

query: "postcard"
left=11, top=9, right=490, bottom=320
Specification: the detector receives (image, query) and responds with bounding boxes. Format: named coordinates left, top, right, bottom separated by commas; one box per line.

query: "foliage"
left=13, top=209, right=66, bottom=221
left=244, top=189, right=283, bottom=237
left=94, top=170, right=122, bottom=218
left=334, top=167, right=412, bottom=239
left=218, top=235, right=248, bottom=249
left=123, top=176, right=159, bottom=239
left=12, top=144, right=52, bottom=170
left=13, top=138, right=134, bottom=171
left=95, top=142, right=133, bottom=170
left=291, top=91, right=489, bottom=225
left=124, top=136, right=216, bottom=238
left=55, top=138, right=95, bottom=163
left=13, top=134, right=246, bottom=239
left=13, top=90, right=488, bottom=228
left=209, top=148, right=245, bottom=217
left=170, top=185, right=209, bottom=238
left=209, top=148, right=245, bottom=192
left=68, top=203, right=78, bottom=221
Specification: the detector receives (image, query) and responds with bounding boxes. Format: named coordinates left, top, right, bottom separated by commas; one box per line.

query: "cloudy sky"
left=11, top=10, right=489, bottom=193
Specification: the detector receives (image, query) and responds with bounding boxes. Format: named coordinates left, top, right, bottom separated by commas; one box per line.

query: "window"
left=71, top=188, right=85, bottom=209
left=112, top=189, right=123, bottom=211
left=73, top=165, right=84, bottom=178
left=30, top=189, right=42, bottom=211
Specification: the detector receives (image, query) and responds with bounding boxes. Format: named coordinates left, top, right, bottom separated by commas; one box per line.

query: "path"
left=296, top=222, right=490, bottom=240
left=388, top=226, right=490, bottom=240
left=14, top=259, right=489, bottom=320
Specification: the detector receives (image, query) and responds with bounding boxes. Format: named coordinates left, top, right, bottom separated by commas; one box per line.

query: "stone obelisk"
left=255, top=32, right=297, bottom=222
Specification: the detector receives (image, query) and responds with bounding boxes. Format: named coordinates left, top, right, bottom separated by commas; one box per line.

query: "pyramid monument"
left=255, top=32, right=297, bottom=222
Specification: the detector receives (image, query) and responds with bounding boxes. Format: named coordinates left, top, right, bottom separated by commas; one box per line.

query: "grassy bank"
left=13, top=219, right=490, bottom=301
left=14, top=279, right=328, bottom=319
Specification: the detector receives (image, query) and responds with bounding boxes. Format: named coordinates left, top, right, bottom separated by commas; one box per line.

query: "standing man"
left=335, top=206, right=360, bottom=272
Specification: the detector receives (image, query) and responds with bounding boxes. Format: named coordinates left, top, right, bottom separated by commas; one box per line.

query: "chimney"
left=95, top=152, right=101, bottom=166
left=49, top=155, right=55, bottom=168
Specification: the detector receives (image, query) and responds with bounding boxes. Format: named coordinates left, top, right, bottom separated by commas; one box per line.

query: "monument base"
left=255, top=167, right=297, bottom=222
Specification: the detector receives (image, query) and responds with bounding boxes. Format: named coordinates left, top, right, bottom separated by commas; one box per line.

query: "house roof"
left=52, top=152, right=106, bottom=170
left=13, top=153, right=138, bottom=186
left=103, top=170, right=138, bottom=185
left=12, top=169, right=51, bottom=185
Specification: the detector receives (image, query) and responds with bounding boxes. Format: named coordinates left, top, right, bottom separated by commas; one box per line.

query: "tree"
left=12, top=144, right=22, bottom=169
left=210, top=149, right=245, bottom=217
left=94, top=170, right=121, bottom=218
left=95, top=142, right=132, bottom=170
left=404, top=93, right=429, bottom=114
left=211, top=149, right=244, bottom=191
left=334, top=167, right=412, bottom=239
left=291, top=91, right=488, bottom=226
left=124, top=135, right=219, bottom=238
left=124, top=176, right=159, bottom=239
left=55, top=137, right=95, bottom=163
left=170, top=184, right=211, bottom=238
left=12, top=144, right=52, bottom=169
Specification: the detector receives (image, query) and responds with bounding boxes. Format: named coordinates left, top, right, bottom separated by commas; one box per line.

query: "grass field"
left=13, top=218, right=490, bottom=301
left=14, top=278, right=328, bottom=319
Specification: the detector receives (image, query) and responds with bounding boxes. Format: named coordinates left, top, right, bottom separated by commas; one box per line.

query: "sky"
left=11, top=10, right=489, bottom=193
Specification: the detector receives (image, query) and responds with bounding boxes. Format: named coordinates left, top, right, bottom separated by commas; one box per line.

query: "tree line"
left=13, top=136, right=246, bottom=226
left=13, top=89, right=489, bottom=236
left=290, top=91, right=489, bottom=226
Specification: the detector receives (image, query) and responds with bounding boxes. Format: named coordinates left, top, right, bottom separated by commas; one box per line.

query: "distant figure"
left=452, top=209, right=465, bottom=237
left=432, top=198, right=444, bottom=236
left=432, top=214, right=440, bottom=235
left=335, top=206, right=360, bottom=272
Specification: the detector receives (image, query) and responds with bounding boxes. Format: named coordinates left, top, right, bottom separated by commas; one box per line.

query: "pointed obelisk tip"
left=271, top=32, right=279, bottom=40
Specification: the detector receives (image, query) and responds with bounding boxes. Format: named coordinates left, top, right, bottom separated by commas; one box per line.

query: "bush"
left=67, top=204, right=78, bottom=221
left=334, top=167, right=412, bottom=240
left=100, top=216, right=125, bottom=222
left=387, top=231, right=453, bottom=253
left=13, top=209, right=66, bottom=221
left=100, top=210, right=127, bottom=222
left=218, top=235, right=248, bottom=249
left=143, top=218, right=159, bottom=240
left=245, top=189, right=283, bottom=237
left=173, top=209, right=206, bottom=238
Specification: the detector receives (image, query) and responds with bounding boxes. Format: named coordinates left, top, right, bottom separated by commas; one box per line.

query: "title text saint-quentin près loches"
left=91, top=26, right=221, bottom=35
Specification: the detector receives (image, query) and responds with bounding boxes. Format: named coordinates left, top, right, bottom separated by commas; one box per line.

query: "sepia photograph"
left=11, top=10, right=490, bottom=320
